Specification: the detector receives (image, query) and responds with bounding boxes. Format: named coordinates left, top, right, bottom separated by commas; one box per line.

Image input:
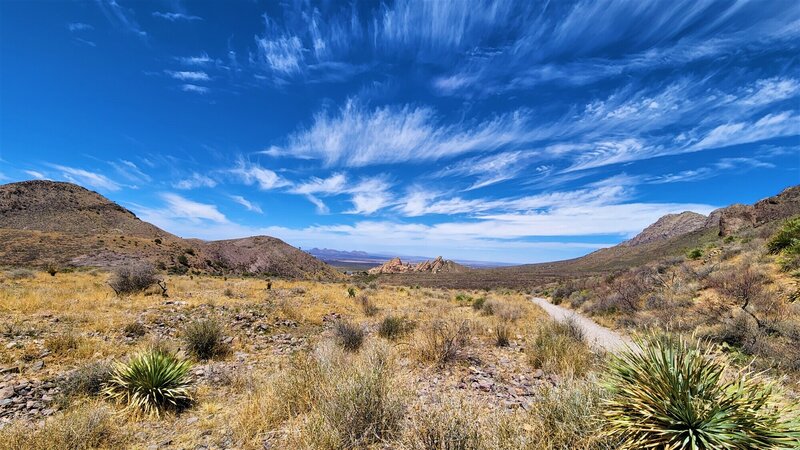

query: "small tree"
left=109, top=263, right=166, bottom=296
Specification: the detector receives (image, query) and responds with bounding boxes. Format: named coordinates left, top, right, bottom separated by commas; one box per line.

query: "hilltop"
left=0, top=180, right=341, bottom=280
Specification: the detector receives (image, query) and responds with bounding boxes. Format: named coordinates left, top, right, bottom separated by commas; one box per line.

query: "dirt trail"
left=530, top=297, right=634, bottom=352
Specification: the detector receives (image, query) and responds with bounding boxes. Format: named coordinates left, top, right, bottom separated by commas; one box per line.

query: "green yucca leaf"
left=103, top=349, right=193, bottom=417
left=602, top=334, right=800, bottom=449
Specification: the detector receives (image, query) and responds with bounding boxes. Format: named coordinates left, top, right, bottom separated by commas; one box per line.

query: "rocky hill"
left=368, top=256, right=469, bottom=274
left=620, top=211, right=707, bottom=247
left=0, top=180, right=341, bottom=280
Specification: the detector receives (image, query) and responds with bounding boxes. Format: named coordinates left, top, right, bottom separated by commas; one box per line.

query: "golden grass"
left=0, top=268, right=585, bottom=449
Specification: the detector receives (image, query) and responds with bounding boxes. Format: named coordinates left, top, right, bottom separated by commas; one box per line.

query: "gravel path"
left=530, top=297, right=634, bottom=353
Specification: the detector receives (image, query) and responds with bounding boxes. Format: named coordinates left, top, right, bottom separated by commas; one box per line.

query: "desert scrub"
left=182, top=318, right=228, bottom=360
left=237, top=342, right=405, bottom=449
left=103, top=349, right=193, bottom=416
left=404, top=398, right=483, bottom=450
left=602, top=334, right=800, bottom=449
left=524, top=377, right=613, bottom=449
left=108, top=263, right=160, bottom=295
left=333, top=319, right=365, bottom=351
left=44, top=330, right=82, bottom=355
left=357, top=293, right=379, bottom=317
left=0, top=402, right=122, bottom=450
left=413, top=319, right=470, bottom=367
left=57, top=361, right=113, bottom=402
left=378, top=315, right=415, bottom=340
left=494, top=322, right=511, bottom=347
left=526, top=318, right=593, bottom=376
left=123, top=321, right=147, bottom=338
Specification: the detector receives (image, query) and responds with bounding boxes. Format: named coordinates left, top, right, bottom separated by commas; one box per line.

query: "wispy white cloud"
left=290, top=173, right=393, bottom=215
left=180, top=84, right=209, bottom=94
left=67, top=22, right=93, bottom=32
left=110, top=160, right=152, bottom=184
left=24, top=170, right=46, bottom=180
left=49, top=164, right=120, bottom=191
left=435, top=151, right=534, bottom=190
left=740, top=77, right=800, bottom=106
left=167, top=70, right=210, bottom=81
left=175, top=53, right=212, bottom=66
left=160, top=193, right=227, bottom=223
left=97, top=0, right=147, bottom=38
left=229, top=195, right=263, bottom=214
left=691, top=111, right=800, bottom=151
left=152, top=12, right=202, bottom=22
left=275, top=98, right=533, bottom=167
left=173, top=172, right=217, bottom=190
left=230, top=160, right=289, bottom=190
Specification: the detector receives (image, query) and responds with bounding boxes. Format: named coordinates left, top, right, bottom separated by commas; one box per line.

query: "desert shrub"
left=603, top=334, right=800, bottom=449
left=357, top=293, right=379, bottom=317
left=494, top=323, right=511, bottom=347
left=767, top=216, right=800, bottom=254
left=525, top=378, right=612, bottom=449
left=471, top=296, right=486, bottom=311
left=333, top=320, right=365, bottom=352
left=223, top=287, right=235, bottom=298
left=569, top=290, right=590, bottom=308
left=103, top=349, right=193, bottom=416
left=122, top=321, right=147, bottom=338
left=183, top=318, right=228, bottom=360
left=455, top=292, right=473, bottom=303
left=57, top=361, right=113, bottom=404
left=527, top=318, right=593, bottom=376
left=378, top=315, right=415, bottom=340
left=46, top=264, right=58, bottom=276
left=6, top=268, right=35, bottom=279
left=108, top=263, right=159, bottom=295
left=551, top=283, right=577, bottom=305
left=347, top=286, right=356, bottom=298
left=45, top=331, right=81, bottom=355
left=303, top=344, right=405, bottom=449
left=0, top=403, right=121, bottom=450
left=687, top=247, right=704, bottom=260
left=404, top=398, right=483, bottom=450
left=415, top=319, right=470, bottom=367
left=482, top=299, right=524, bottom=322
left=177, top=254, right=189, bottom=266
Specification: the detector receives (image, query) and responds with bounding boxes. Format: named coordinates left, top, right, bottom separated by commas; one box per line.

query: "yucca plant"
left=603, top=334, right=800, bottom=449
left=103, top=349, right=193, bottom=416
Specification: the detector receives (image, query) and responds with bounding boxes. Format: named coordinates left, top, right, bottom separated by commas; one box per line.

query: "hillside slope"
left=381, top=185, right=800, bottom=288
left=0, top=180, right=340, bottom=280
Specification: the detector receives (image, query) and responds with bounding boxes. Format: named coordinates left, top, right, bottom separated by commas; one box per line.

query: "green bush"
left=471, top=297, right=486, bottom=311
left=768, top=216, right=800, bottom=254
left=378, top=315, right=415, bottom=340
left=603, top=334, right=800, bottom=449
left=687, top=248, right=704, bottom=260
left=182, top=318, right=228, bottom=360
left=103, top=349, right=193, bottom=416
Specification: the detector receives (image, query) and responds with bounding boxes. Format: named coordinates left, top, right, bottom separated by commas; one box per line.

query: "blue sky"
left=1, top=0, right=798, bottom=264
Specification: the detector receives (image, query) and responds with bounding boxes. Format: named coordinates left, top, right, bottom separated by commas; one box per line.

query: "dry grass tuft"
left=526, top=318, right=594, bottom=376
left=0, top=403, right=122, bottom=450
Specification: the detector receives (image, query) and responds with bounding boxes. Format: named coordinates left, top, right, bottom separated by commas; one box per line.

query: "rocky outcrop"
left=622, top=211, right=708, bottom=247
left=368, top=256, right=468, bottom=275
left=705, top=185, right=800, bottom=236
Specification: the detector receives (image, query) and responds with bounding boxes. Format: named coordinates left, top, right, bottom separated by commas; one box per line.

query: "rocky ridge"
left=368, top=256, right=468, bottom=275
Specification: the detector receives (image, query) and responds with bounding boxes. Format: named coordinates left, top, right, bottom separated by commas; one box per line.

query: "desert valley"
left=0, top=180, right=799, bottom=449
left=2, top=1, right=800, bottom=449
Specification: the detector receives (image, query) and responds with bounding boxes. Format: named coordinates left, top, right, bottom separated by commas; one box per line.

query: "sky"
left=0, top=0, right=798, bottom=264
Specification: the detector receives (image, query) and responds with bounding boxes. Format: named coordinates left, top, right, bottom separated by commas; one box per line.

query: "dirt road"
left=530, top=296, right=634, bottom=352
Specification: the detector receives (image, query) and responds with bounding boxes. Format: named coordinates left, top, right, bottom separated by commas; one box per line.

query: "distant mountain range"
left=306, top=247, right=515, bottom=269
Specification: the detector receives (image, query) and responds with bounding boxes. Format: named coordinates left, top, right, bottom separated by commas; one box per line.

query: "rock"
left=30, top=360, right=44, bottom=371
left=532, top=369, right=544, bottom=379
left=0, top=387, right=13, bottom=400
left=367, top=256, right=469, bottom=275
left=186, top=416, right=199, bottom=425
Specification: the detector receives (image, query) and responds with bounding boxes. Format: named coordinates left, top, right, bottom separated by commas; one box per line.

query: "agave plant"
left=103, top=349, right=193, bottom=416
left=602, top=334, right=800, bottom=449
